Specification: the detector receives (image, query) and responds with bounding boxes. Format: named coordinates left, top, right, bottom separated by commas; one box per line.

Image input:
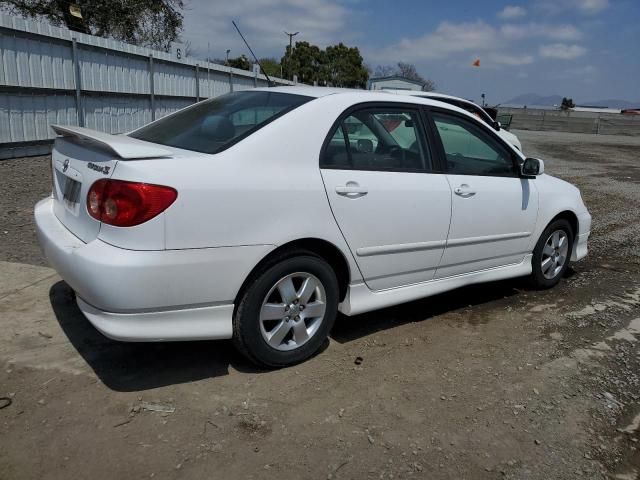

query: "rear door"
left=51, top=138, right=118, bottom=242
left=320, top=104, right=452, bottom=291
left=428, top=109, right=538, bottom=279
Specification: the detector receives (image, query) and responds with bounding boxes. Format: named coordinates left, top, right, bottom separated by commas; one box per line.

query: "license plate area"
left=63, top=177, right=81, bottom=206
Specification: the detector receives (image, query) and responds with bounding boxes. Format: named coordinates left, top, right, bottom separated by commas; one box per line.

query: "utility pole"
left=225, top=49, right=231, bottom=66
left=284, top=31, right=299, bottom=80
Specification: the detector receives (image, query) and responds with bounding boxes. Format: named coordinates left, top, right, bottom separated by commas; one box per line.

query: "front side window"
left=321, top=108, right=430, bottom=171
left=130, top=91, right=312, bottom=154
left=432, top=112, right=515, bottom=176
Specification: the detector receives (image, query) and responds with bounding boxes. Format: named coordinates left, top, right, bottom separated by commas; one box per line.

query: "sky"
left=180, top=0, right=640, bottom=104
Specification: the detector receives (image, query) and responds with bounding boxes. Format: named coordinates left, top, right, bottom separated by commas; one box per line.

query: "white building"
left=368, top=76, right=427, bottom=91
left=572, top=106, right=622, bottom=114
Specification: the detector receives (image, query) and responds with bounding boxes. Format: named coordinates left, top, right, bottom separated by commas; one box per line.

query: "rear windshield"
left=130, top=91, right=312, bottom=154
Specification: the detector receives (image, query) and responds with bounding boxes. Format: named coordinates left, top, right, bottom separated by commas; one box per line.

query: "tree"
left=372, top=62, right=436, bottom=91
left=560, top=97, right=575, bottom=111
left=323, top=43, right=368, bottom=88
left=281, top=41, right=324, bottom=83
left=3, top=0, right=184, bottom=51
left=373, top=65, right=396, bottom=77
left=280, top=41, right=368, bottom=87
left=227, top=55, right=252, bottom=71
left=258, top=58, right=282, bottom=78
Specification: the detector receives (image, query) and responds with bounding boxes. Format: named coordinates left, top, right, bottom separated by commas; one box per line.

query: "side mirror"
left=521, top=157, right=545, bottom=178
left=493, top=121, right=501, bottom=131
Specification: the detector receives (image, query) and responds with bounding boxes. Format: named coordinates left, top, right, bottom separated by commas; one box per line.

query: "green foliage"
left=258, top=58, right=282, bottom=77
left=560, top=97, right=575, bottom=111
left=324, top=43, right=368, bottom=88
left=4, top=0, right=184, bottom=51
left=281, top=41, right=324, bottom=83
left=227, top=55, right=252, bottom=71
left=281, top=41, right=368, bottom=88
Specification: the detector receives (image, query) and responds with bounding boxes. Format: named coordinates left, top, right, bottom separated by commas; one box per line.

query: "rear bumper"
left=77, top=297, right=234, bottom=341
left=35, top=197, right=274, bottom=341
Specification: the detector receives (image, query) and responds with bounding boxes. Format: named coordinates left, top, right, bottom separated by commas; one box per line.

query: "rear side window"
left=321, top=108, right=431, bottom=172
left=130, top=91, right=312, bottom=154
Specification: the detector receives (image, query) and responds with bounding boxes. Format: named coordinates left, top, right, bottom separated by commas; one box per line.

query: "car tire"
left=233, top=249, right=339, bottom=368
left=529, top=218, right=574, bottom=289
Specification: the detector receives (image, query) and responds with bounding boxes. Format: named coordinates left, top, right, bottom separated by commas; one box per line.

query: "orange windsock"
left=472, top=59, right=480, bottom=67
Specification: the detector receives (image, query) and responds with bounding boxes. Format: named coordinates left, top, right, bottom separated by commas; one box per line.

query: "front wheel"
left=233, top=250, right=339, bottom=367
left=529, top=219, right=574, bottom=289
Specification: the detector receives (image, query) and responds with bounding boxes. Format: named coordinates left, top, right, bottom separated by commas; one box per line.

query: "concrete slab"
left=0, top=260, right=56, bottom=298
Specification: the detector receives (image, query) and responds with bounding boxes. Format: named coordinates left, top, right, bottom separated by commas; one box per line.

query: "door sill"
left=339, top=255, right=532, bottom=316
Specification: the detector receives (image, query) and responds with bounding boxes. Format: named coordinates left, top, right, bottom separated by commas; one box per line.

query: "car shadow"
left=331, top=278, right=527, bottom=342
left=50, top=274, right=545, bottom=392
left=49, top=281, right=264, bottom=392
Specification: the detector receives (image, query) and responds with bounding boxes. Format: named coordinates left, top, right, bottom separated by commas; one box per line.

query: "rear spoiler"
left=51, top=125, right=172, bottom=159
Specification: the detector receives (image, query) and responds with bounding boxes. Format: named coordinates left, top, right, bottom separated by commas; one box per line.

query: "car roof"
left=251, top=86, right=487, bottom=126
left=386, top=90, right=479, bottom=106
left=252, top=85, right=361, bottom=98
left=253, top=86, right=466, bottom=109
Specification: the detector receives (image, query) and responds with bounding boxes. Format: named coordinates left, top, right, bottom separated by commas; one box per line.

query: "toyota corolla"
left=35, top=87, right=591, bottom=367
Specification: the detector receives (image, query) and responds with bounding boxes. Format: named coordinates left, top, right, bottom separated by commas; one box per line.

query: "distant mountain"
left=502, top=93, right=564, bottom=107
left=503, top=93, right=639, bottom=109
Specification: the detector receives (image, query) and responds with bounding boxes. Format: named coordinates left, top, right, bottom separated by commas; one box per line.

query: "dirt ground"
left=1, top=130, right=640, bottom=480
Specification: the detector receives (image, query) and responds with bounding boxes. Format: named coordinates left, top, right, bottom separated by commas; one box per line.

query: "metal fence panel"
left=0, top=13, right=296, bottom=159
left=83, top=95, right=152, bottom=134
left=499, top=107, right=640, bottom=136
left=0, top=92, right=77, bottom=143
left=154, top=61, right=196, bottom=98
left=79, top=47, right=150, bottom=94
left=0, top=30, right=75, bottom=89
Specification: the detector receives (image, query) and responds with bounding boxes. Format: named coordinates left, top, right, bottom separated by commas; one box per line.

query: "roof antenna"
left=232, top=20, right=274, bottom=87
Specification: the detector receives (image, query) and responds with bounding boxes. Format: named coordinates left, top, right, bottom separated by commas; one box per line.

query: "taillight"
left=87, top=179, right=177, bottom=227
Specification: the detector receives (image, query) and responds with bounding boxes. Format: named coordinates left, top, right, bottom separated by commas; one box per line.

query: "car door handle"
left=336, top=183, right=368, bottom=197
left=454, top=184, right=476, bottom=197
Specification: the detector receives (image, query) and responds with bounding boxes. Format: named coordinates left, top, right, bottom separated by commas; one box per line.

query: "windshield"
left=130, top=91, right=312, bottom=154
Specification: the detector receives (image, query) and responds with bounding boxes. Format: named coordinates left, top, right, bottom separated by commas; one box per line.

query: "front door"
left=429, top=110, right=538, bottom=279
left=320, top=105, right=452, bottom=291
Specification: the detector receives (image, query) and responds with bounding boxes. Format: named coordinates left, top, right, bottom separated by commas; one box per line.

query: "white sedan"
left=35, top=87, right=591, bottom=367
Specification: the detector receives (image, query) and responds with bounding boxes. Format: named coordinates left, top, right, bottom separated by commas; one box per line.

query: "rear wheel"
left=233, top=250, right=339, bottom=367
left=529, top=219, right=574, bottom=289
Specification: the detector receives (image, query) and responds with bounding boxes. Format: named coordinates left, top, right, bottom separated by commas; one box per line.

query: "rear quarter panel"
left=146, top=95, right=368, bottom=283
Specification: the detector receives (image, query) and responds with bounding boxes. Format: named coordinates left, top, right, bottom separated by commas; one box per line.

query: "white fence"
left=498, top=107, right=640, bottom=136
left=0, top=14, right=295, bottom=159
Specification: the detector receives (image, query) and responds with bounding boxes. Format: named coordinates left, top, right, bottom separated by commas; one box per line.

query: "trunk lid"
left=50, top=125, right=173, bottom=243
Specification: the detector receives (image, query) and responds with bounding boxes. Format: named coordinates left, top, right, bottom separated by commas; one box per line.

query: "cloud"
left=500, top=23, right=582, bottom=41
left=539, top=43, right=588, bottom=59
left=372, top=21, right=500, bottom=63
left=550, top=64, right=598, bottom=83
left=535, top=0, right=609, bottom=16
left=488, top=52, right=535, bottom=66
left=498, top=6, right=527, bottom=19
left=371, top=19, right=586, bottom=68
left=180, top=0, right=351, bottom=58
left=574, top=0, right=609, bottom=14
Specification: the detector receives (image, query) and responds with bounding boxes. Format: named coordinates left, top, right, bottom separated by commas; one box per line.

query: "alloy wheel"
left=259, top=272, right=327, bottom=351
left=541, top=230, right=569, bottom=280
